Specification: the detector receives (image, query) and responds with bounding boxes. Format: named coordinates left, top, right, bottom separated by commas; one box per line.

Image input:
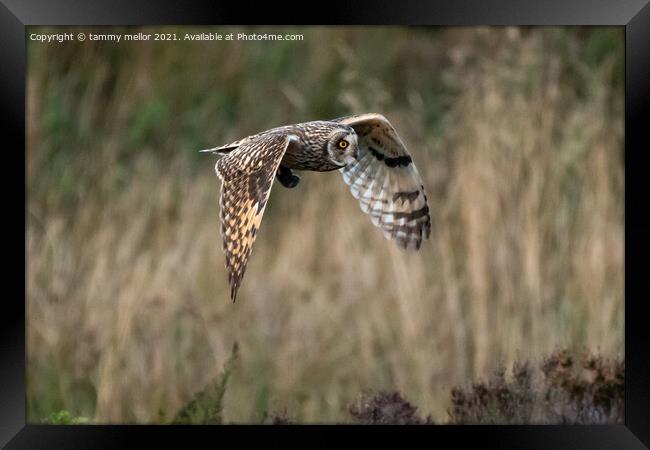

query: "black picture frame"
left=4, top=0, right=649, bottom=447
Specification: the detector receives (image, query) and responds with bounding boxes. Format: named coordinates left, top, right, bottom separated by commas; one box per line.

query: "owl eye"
left=338, top=140, right=348, bottom=149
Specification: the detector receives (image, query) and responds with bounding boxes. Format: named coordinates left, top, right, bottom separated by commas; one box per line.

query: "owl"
left=201, top=113, right=431, bottom=301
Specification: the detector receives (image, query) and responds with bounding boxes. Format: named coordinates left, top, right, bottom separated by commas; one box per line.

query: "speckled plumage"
left=203, top=113, right=431, bottom=302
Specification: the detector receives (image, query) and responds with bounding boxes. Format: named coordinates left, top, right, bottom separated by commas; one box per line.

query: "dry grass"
left=26, top=26, right=623, bottom=423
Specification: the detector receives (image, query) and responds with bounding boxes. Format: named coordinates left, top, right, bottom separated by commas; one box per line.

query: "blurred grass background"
left=26, top=26, right=624, bottom=423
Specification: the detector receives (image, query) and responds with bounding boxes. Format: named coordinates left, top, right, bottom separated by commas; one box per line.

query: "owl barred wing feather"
left=333, top=113, right=431, bottom=250
left=215, top=133, right=295, bottom=302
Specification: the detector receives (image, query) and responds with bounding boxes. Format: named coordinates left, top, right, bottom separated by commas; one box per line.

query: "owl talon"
left=277, top=166, right=300, bottom=188
left=282, top=174, right=300, bottom=188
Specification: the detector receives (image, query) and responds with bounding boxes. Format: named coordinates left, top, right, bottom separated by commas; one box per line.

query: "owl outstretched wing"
left=333, top=113, right=431, bottom=250
left=215, top=133, right=295, bottom=301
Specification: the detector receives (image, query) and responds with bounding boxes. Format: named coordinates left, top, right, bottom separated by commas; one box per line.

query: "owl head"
left=326, top=125, right=359, bottom=166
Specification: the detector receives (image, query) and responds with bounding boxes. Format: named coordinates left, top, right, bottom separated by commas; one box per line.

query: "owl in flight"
left=201, top=113, right=431, bottom=302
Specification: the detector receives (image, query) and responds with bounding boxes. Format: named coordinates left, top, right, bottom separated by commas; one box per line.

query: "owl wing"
left=333, top=113, right=431, bottom=250
left=215, top=133, right=295, bottom=302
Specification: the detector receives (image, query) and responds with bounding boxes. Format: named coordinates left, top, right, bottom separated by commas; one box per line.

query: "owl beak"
left=344, top=154, right=358, bottom=166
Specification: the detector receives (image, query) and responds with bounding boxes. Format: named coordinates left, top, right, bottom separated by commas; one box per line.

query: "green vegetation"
left=42, top=349, right=623, bottom=425
left=27, top=26, right=623, bottom=424
left=171, top=343, right=238, bottom=424
left=44, top=410, right=90, bottom=425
